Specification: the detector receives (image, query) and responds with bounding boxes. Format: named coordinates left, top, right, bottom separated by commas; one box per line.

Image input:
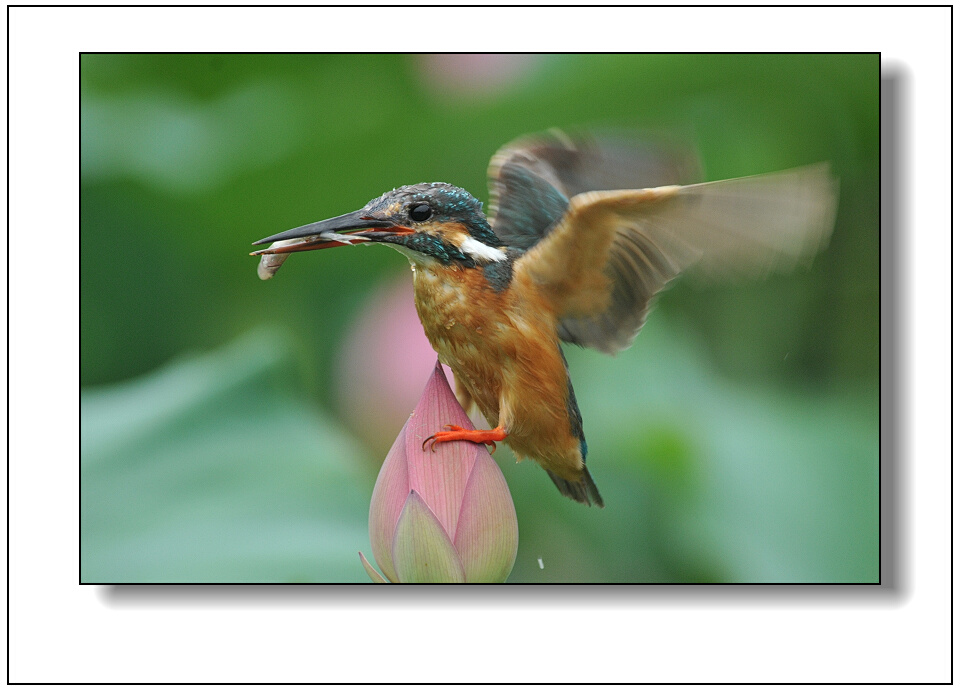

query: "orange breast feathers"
left=411, top=263, right=586, bottom=479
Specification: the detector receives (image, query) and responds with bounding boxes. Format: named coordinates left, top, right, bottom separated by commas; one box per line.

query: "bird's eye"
left=409, top=204, right=432, bottom=222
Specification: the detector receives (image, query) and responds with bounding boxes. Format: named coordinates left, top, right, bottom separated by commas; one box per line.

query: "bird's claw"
left=422, top=424, right=498, bottom=452
left=422, top=425, right=458, bottom=451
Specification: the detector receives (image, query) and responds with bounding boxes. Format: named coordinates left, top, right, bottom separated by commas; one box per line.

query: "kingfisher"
left=252, top=131, right=836, bottom=507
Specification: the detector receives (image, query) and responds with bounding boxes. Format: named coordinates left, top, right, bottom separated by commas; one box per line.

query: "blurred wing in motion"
left=513, top=165, right=838, bottom=354
left=486, top=130, right=701, bottom=252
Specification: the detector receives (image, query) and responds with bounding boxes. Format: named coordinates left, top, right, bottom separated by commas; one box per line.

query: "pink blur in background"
left=336, top=276, right=460, bottom=455
left=415, top=54, right=542, bottom=99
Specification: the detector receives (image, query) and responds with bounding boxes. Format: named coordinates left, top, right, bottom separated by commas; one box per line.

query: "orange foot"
left=422, top=425, right=508, bottom=453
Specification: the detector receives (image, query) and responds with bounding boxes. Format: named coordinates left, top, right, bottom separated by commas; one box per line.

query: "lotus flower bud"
left=360, top=361, right=518, bottom=583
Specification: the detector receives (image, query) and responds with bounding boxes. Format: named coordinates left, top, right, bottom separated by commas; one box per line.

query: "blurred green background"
left=81, top=54, right=879, bottom=583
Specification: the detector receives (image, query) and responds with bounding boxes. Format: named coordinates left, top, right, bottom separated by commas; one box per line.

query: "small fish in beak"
left=256, top=239, right=295, bottom=280
left=251, top=208, right=404, bottom=280
left=254, top=232, right=365, bottom=280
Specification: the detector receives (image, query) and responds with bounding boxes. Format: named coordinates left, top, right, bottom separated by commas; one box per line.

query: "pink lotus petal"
left=453, top=449, right=519, bottom=582
left=368, top=418, right=411, bottom=583
left=358, top=552, right=389, bottom=583
left=403, top=361, right=477, bottom=539
left=392, top=490, right=465, bottom=583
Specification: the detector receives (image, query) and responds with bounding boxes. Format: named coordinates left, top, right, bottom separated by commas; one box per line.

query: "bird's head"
left=253, top=183, right=506, bottom=267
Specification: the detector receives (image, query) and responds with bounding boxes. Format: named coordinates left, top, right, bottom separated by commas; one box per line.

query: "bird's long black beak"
left=250, top=209, right=411, bottom=255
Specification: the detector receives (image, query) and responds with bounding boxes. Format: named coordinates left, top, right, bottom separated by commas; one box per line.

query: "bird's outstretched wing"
left=512, top=165, right=838, bottom=354
left=486, top=130, right=700, bottom=252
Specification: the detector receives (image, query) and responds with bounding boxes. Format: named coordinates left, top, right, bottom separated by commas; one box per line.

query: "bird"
left=252, top=130, right=837, bottom=507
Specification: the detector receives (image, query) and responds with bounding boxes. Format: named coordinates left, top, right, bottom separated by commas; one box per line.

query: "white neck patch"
left=460, top=236, right=507, bottom=263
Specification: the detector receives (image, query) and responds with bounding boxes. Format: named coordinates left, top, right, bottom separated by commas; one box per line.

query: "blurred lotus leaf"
left=80, top=329, right=372, bottom=583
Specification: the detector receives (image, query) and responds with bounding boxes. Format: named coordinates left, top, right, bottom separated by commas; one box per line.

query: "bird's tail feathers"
left=546, top=468, right=604, bottom=508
